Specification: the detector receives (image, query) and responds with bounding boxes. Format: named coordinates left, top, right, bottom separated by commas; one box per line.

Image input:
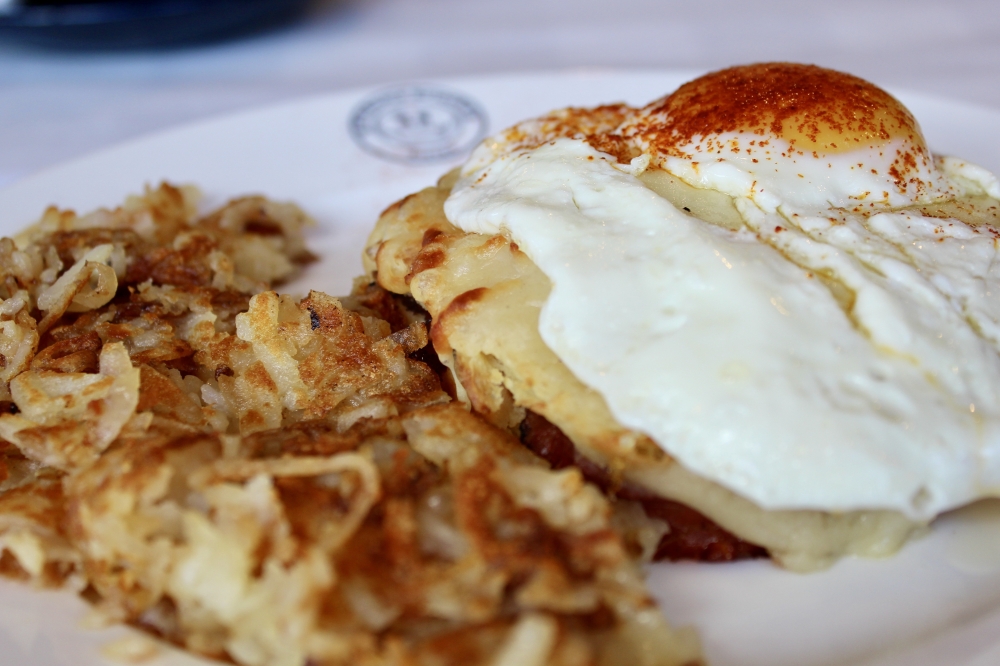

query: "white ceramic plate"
left=2, top=69, right=1000, bottom=666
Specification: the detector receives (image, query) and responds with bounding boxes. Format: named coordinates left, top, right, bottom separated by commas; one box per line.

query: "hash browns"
left=0, top=184, right=702, bottom=666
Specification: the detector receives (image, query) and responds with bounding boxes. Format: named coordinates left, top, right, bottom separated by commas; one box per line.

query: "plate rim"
left=6, top=65, right=1000, bottom=201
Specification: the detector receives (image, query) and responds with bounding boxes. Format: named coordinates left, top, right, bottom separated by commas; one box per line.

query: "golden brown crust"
left=364, top=178, right=460, bottom=294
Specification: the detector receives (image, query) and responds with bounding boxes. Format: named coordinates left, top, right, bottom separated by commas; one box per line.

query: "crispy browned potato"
left=0, top=183, right=702, bottom=666
left=66, top=403, right=700, bottom=666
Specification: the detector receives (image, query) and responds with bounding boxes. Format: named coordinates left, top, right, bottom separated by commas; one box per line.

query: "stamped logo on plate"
left=349, top=87, right=488, bottom=164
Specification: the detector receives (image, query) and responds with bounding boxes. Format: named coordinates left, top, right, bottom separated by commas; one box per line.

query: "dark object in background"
left=0, top=0, right=314, bottom=49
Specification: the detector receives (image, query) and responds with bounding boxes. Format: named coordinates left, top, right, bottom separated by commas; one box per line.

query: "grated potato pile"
left=0, top=184, right=702, bottom=666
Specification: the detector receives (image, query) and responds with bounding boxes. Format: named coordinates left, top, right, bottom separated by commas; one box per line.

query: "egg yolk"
left=643, top=63, right=925, bottom=155
left=614, top=63, right=942, bottom=204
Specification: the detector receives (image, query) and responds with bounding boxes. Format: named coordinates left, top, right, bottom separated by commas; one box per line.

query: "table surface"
left=1, top=0, right=999, bottom=189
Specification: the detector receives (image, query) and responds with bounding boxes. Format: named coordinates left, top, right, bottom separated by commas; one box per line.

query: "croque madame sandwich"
left=364, top=62, right=1000, bottom=571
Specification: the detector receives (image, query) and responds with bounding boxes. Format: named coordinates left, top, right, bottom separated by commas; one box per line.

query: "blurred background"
left=1, top=0, right=998, bottom=189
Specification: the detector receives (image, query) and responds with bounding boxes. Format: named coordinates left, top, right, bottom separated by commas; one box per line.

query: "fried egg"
left=623, top=63, right=955, bottom=211
left=445, top=63, right=1000, bottom=520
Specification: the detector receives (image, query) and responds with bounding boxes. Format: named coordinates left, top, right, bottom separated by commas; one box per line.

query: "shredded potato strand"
left=0, top=184, right=701, bottom=666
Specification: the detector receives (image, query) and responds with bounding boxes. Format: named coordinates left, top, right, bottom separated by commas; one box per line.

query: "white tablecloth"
left=2, top=0, right=999, bottom=188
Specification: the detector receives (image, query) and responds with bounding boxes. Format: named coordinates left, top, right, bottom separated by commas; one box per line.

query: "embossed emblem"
left=349, top=87, right=488, bottom=164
